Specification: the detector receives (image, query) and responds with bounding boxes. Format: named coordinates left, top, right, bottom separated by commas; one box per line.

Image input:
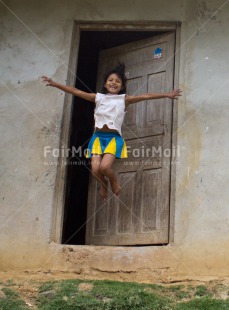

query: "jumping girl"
left=42, top=63, right=181, bottom=200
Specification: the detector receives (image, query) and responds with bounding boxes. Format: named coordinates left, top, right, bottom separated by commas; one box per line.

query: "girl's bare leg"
left=100, top=153, right=121, bottom=196
left=91, top=155, right=108, bottom=200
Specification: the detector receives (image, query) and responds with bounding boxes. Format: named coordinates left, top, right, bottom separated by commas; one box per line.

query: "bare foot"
left=110, top=179, right=121, bottom=196
left=99, top=180, right=108, bottom=200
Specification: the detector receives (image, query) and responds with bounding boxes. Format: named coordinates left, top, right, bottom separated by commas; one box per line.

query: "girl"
left=42, top=63, right=181, bottom=200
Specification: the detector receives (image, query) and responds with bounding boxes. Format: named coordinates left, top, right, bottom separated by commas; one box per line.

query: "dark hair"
left=102, top=62, right=127, bottom=94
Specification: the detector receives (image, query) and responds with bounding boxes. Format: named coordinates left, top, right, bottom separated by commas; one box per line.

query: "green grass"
left=38, top=279, right=172, bottom=310
left=37, top=280, right=229, bottom=310
left=194, top=285, right=212, bottom=297
left=174, top=297, right=229, bottom=310
left=0, top=287, right=28, bottom=310
left=0, top=279, right=228, bottom=310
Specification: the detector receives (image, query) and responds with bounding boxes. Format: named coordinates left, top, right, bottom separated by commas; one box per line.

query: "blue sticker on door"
left=154, top=47, right=162, bottom=59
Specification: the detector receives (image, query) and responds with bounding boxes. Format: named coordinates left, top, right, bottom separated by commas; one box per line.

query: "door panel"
left=86, top=32, right=175, bottom=245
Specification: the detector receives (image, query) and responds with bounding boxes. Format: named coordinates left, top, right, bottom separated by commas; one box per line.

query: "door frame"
left=51, top=21, right=181, bottom=244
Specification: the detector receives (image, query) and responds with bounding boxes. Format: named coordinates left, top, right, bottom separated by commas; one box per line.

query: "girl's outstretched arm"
left=126, top=89, right=182, bottom=105
left=41, top=76, right=96, bottom=103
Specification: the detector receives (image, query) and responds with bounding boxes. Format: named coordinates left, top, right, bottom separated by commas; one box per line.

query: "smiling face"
left=104, top=73, right=123, bottom=94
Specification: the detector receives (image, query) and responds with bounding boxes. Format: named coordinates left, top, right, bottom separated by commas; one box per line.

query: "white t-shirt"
left=94, top=93, right=126, bottom=136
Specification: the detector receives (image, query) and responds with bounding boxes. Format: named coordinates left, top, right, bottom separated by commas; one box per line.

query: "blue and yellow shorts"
left=86, top=131, right=128, bottom=159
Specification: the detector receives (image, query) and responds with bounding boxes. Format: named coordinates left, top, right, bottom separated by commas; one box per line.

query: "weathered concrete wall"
left=0, top=0, right=229, bottom=281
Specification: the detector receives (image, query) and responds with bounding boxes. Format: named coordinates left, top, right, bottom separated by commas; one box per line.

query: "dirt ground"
left=0, top=270, right=229, bottom=309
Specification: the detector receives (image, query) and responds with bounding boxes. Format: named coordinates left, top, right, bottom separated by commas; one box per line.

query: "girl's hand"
left=167, top=89, right=182, bottom=99
left=41, top=76, right=56, bottom=87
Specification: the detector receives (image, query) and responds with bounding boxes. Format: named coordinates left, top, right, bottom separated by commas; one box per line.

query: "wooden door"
left=86, top=32, right=175, bottom=245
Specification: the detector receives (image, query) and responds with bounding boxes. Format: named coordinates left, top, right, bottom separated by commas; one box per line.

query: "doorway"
left=58, top=24, right=179, bottom=245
